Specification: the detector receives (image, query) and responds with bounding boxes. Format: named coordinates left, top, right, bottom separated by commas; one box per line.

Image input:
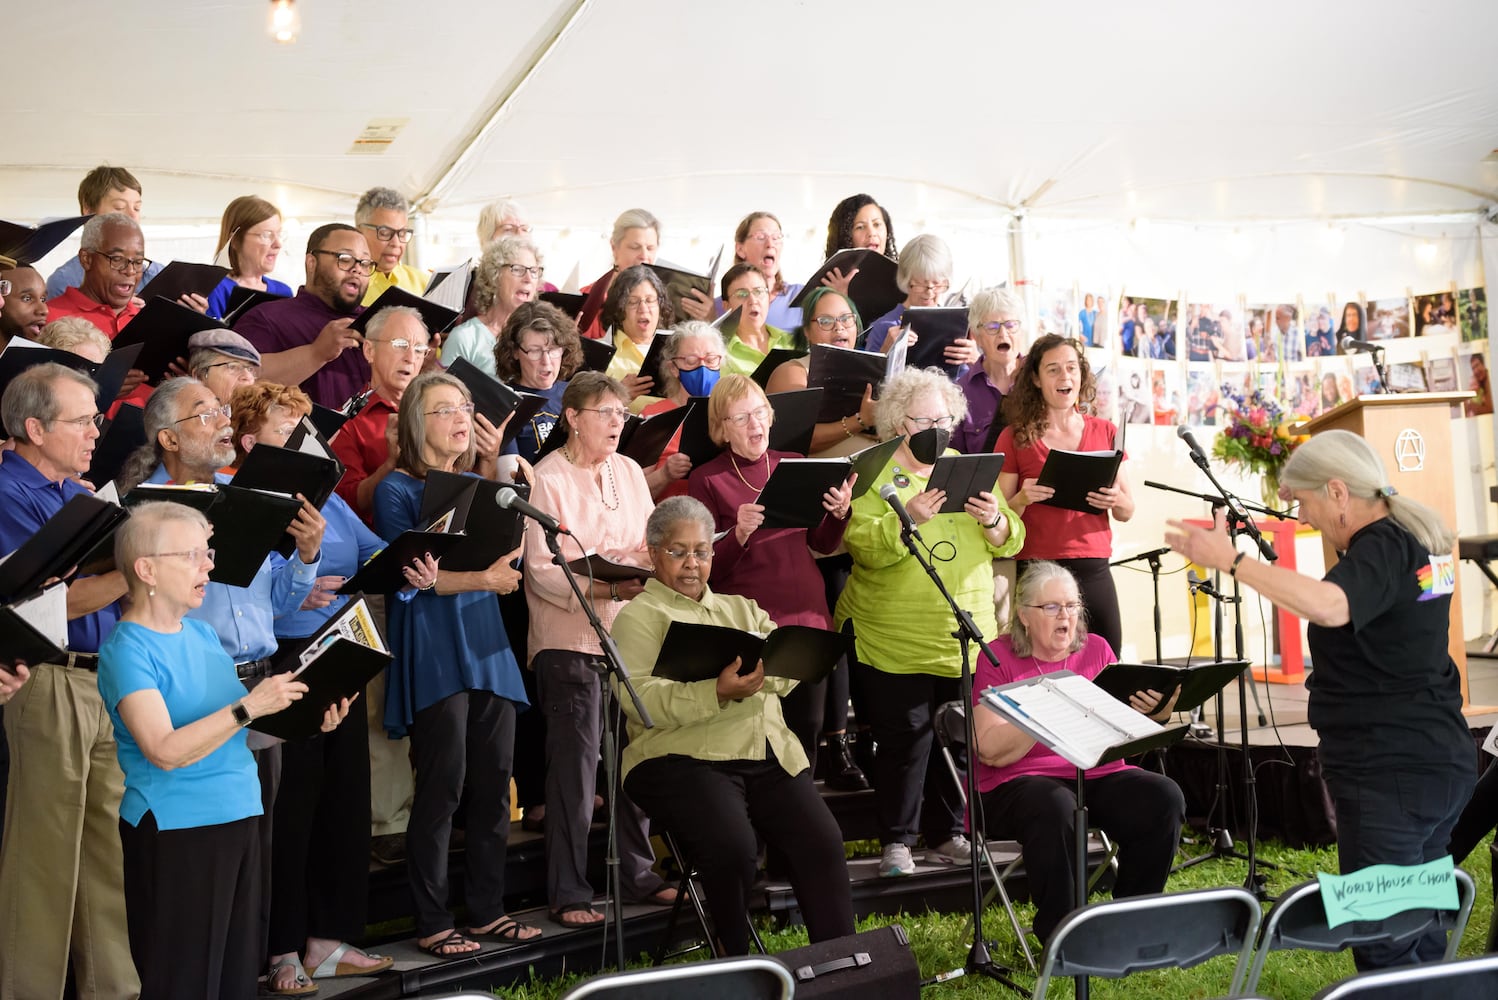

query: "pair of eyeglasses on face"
left=904, top=414, right=954, bottom=430
left=580, top=405, right=629, bottom=422
left=244, top=229, right=282, bottom=245
left=981, top=319, right=1022, bottom=333
left=743, top=232, right=784, bottom=245
left=730, top=287, right=770, bottom=302
left=172, top=404, right=232, bottom=428
left=204, top=361, right=260, bottom=377
left=370, top=337, right=430, bottom=357
left=497, top=223, right=533, bottom=237
left=671, top=353, right=723, bottom=371
left=309, top=250, right=376, bottom=275
left=425, top=402, right=475, bottom=419
left=89, top=252, right=153, bottom=274
left=813, top=312, right=857, bottom=330
left=660, top=546, right=714, bottom=561
left=52, top=412, right=106, bottom=430
left=724, top=405, right=771, bottom=428
left=0, top=279, right=10, bottom=296
left=148, top=548, right=215, bottom=565
left=1026, top=602, right=1084, bottom=617
left=360, top=223, right=413, bottom=244
left=505, top=264, right=544, bottom=280
left=625, top=296, right=659, bottom=310
left=518, top=345, right=565, bottom=361
left=908, top=279, right=950, bottom=294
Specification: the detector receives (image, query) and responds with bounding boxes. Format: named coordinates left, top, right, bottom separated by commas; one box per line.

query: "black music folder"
left=349, top=286, right=459, bottom=335
left=0, top=585, right=67, bottom=668
left=565, top=553, right=653, bottom=583
left=138, top=261, right=228, bottom=304
left=749, top=347, right=807, bottom=388
left=577, top=336, right=617, bottom=374
left=789, top=249, right=902, bottom=324
left=87, top=403, right=147, bottom=489
left=231, top=445, right=345, bottom=556
left=928, top=452, right=1007, bottom=514
left=897, top=307, right=970, bottom=378
left=0, top=494, right=130, bottom=603
left=417, top=472, right=527, bottom=571
left=250, top=598, right=391, bottom=740
left=1034, top=449, right=1124, bottom=513
left=444, top=357, right=549, bottom=444
left=537, top=402, right=693, bottom=468
left=223, top=285, right=288, bottom=327
left=538, top=291, right=585, bottom=319
left=0, top=341, right=141, bottom=412
left=337, top=530, right=463, bottom=596
left=123, top=483, right=304, bottom=588
left=0, top=215, right=88, bottom=266
left=651, top=622, right=850, bottom=684
left=113, top=298, right=225, bottom=384
left=1093, top=659, right=1249, bottom=713
left=807, top=343, right=888, bottom=421
left=755, top=437, right=899, bottom=530
left=636, top=332, right=672, bottom=384
left=648, top=252, right=722, bottom=319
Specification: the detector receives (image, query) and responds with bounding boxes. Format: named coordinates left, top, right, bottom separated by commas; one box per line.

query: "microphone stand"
left=542, top=527, right=653, bottom=973
left=1109, top=546, right=1172, bottom=665
left=898, top=522, right=1024, bottom=997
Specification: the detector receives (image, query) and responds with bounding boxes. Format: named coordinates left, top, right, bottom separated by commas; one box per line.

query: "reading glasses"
left=89, top=253, right=153, bottom=274
left=505, top=264, right=544, bottom=279
left=672, top=353, right=723, bottom=371
left=982, top=320, right=1022, bottom=332
left=518, top=345, right=565, bottom=361
left=660, top=547, right=713, bottom=561
left=426, top=403, right=475, bottom=419
left=369, top=337, right=430, bottom=357
left=173, top=404, right=232, bottom=427
left=310, top=250, right=376, bottom=274
left=53, top=412, right=106, bottom=430
left=360, top=223, right=414, bottom=243
left=1027, top=602, right=1084, bottom=617
left=724, top=406, right=770, bottom=427
left=908, top=279, right=951, bottom=294
left=730, top=287, right=771, bottom=301
left=625, top=296, right=660, bottom=310
left=904, top=414, right=955, bottom=430
left=813, top=312, right=857, bottom=330
left=149, top=548, right=216, bottom=565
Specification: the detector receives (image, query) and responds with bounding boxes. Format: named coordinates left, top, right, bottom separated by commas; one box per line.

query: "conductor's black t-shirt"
left=1306, top=517, right=1469, bottom=773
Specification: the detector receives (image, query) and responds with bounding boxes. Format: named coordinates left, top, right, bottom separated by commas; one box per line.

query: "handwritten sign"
left=1317, top=856, right=1458, bottom=928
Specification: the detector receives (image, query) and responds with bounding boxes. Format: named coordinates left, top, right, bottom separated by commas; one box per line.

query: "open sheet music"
left=979, top=669, right=1165, bottom=770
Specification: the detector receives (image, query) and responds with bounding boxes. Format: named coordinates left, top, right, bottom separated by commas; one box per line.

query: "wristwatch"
left=609, top=582, right=623, bottom=603
left=231, top=701, right=253, bottom=728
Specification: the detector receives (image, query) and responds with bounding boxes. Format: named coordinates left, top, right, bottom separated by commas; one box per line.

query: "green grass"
left=478, top=836, right=1495, bottom=999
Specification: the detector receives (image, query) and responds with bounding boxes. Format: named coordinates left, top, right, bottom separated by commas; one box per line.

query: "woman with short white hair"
left=861, top=235, right=976, bottom=371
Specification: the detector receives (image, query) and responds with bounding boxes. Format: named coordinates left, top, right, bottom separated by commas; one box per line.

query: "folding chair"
left=1031, top=885, right=1263, bottom=998
left=654, top=829, right=767, bottom=965
left=1243, top=868, right=1475, bottom=995
left=1310, top=952, right=1498, bottom=999
left=560, top=955, right=795, bottom=1000
left=933, top=700, right=1117, bottom=971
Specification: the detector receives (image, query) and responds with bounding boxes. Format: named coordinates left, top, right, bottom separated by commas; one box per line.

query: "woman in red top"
left=687, top=374, right=854, bottom=772
left=995, top=334, right=1134, bottom=655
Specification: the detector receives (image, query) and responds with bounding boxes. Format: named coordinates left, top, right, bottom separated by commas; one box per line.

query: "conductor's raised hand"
left=319, top=695, right=357, bottom=733
left=716, top=657, right=765, bottom=702
left=734, top=501, right=765, bottom=545
left=823, top=474, right=855, bottom=520
left=243, top=672, right=309, bottom=717
left=905, top=487, right=945, bottom=525
left=1164, top=507, right=1236, bottom=574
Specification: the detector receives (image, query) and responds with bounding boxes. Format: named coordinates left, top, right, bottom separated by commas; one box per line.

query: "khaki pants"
left=366, top=667, right=414, bottom=836
left=0, top=663, right=138, bottom=1000
left=992, top=558, right=1016, bottom=634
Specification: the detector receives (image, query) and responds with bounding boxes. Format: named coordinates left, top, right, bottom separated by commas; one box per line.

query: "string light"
left=269, top=0, right=299, bottom=44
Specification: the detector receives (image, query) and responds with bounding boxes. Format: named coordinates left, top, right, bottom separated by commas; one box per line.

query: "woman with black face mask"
left=995, top=334, right=1135, bottom=657
left=834, top=367, right=1023, bottom=878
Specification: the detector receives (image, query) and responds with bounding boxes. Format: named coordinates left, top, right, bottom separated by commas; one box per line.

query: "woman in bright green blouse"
left=834, top=366, right=1023, bottom=878
left=718, top=262, right=796, bottom=377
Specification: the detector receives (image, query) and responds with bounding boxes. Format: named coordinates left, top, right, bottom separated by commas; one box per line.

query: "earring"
left=148, top=587, right=156, bottom=597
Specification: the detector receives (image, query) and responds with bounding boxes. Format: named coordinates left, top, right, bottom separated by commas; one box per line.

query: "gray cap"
left=187, top=328, right=262, bottom=365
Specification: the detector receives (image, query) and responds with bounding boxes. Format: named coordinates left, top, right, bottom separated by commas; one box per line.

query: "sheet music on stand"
left=979, top=669, right=1187, bottom=769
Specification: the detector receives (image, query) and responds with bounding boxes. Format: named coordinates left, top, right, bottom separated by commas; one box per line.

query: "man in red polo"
left=45, top=214, right=145, bottom=339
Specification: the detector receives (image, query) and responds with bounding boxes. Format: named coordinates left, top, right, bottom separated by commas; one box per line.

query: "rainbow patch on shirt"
left=1417, top=553, right=1456, bottom=601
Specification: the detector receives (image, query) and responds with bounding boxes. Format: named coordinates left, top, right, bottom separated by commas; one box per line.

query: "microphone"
left=496, top=487, right=569, bottom=535
left=1186, top=569, right=1224, bottom=601
left=878, top=483, right=922, bottom=539
left=1176, top=425, right=1209, bottom=469
left=1340, top=335, right=1383, bottom=354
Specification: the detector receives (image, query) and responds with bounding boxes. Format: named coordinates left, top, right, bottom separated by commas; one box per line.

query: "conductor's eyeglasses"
left=1026, top=602, right=1084, bottom=617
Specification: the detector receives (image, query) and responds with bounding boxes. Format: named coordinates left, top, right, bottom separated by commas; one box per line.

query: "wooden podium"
left=1302, top=391, right=1480, bottom=707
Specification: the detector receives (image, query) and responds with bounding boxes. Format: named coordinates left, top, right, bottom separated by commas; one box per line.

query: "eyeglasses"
left=1026, top=602, right=1084, bottom=617
left=172, top=404, right=232, bottom=427
left=203, top=360, right=259, bottom=378
left=908, top=279, right=950, bottom=294
left=730, top=287, right=770, bottom=302
left=52, top=412, right=105, bottom=430
left=0, top=280, right=10, bottom=296
left=309, top=250, right=376, bottom=275
left=672, top=353, right=723, bottom=371
left=88, top=252, right=153, bottom=274
left=426, top=402, right=475, bottom=419
left=359, top=223, right=413, bottom=244
left=904, top=414, right=955, bottom=430
left=660, top=546, right=714, bottom=561
left=813, top=312, right=857, bottom=330
left=981, top=320, right=1022, bottom=333
left=496, top=223, right=533, bottom=237
left=505, top=264, right=544, bottom=280
left=518, top=345, right=565, bottom=361
left=244, top=229, right=282, bottom=245
left=625, top=296, right=659, bottom=310
left=149, top=548, right=216, bottom=565
left=580, top=405, right=629, bottom=422
left=724, top=405, right=770, bottom=428
left=743, top=232, right=784, bottom=245
left=370, top=337, right=430, bottom=357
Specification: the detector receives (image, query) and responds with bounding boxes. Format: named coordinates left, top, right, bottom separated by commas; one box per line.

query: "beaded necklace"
left=565, top=446, right=620, bottom=510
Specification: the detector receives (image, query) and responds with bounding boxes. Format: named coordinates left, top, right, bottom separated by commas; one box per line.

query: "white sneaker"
left=929, top=835, right=973, bottom=865
left=880, top=843, right=916, bottom=877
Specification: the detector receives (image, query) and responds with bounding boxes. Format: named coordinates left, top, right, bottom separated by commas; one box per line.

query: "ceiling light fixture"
left=269, top=0, right=299, bottom=44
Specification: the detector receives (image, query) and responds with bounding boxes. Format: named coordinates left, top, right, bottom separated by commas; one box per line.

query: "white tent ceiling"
left=9, top=0, right=1498, bottom=236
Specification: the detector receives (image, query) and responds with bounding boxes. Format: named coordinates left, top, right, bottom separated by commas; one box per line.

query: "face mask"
left=908, top=427, right=951, bottom=464
left=678, top=366, right=721, bottom=397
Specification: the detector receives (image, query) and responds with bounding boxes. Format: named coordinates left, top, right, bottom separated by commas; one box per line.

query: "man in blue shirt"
left=0, top=363, right=137, bottom=999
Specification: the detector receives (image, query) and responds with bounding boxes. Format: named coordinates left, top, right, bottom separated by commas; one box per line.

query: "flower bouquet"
left=1211, top=384, right=1309, bottom=506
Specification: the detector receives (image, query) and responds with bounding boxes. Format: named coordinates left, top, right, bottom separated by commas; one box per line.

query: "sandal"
left=548, top=902, right=606, bottom=927
left=308, top=942, right=394, bottom=979
left=418, top=929, right=481, bottom=958
left=265, top=958, right=318, bottom=996
left=470, top=915, right=543, bottom=942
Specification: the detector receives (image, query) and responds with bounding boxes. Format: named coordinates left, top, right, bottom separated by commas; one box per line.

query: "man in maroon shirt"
left=236, top=223, right=372, bottom=410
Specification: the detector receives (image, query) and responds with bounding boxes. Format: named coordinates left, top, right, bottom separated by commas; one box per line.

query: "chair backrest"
left=1310, top=951, right=1498, bottom=999
left=1244, top=868, right=1475, bottom=993
left=934, top=699, right=968, bottom=752
left=1032, top=886, right=1263, bottom=998
left=558, top=956, right=795, bottom=1000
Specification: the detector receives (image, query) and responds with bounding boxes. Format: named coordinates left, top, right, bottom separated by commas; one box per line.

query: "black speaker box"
left=770, top=924, right=920, bottom=999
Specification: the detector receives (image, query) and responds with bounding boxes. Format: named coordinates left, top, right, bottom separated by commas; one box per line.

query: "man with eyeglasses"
left=0, top=363, right=139, bottom=999
left=186, top=329, right=262, bottom=409
left=45, top=165, right=167, bottom=302
left=356, top=187, right=428, bottom=305
left=237, top=223, right=372, bottom=410
left=45, top=213, right=151, bottom=339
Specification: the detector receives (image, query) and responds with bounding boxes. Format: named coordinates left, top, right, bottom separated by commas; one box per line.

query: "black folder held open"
left=417, top=472, right=526, bottom=571
left=650, top=621, right=851, bottom=684
left=231, top=444, right=345, bottom=557
left=123, top=483, right=304, bottom=589
left=1092, top=659, right=1249, bottom=714
left=927, top=452, right=1007, bottom=514
left=1034, top=449, right=1124, bottom=514
left=336, top=530, right=464, bottom=596
left=249, top=598, right=391, bottom=740
left=0, top=494, right=130, bottom=604
left=756, top=437, right=902, bottom=530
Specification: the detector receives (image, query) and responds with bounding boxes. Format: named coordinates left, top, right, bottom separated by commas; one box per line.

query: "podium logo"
left=1393, top=428, right=1425, bottom=472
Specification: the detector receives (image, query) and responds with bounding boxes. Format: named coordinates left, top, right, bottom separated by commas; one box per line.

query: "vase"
left=1261, top=471, right=1281, bottom=509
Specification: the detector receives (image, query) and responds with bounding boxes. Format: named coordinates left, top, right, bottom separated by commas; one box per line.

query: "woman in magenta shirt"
left=995, top=334, right=1134, bottom=655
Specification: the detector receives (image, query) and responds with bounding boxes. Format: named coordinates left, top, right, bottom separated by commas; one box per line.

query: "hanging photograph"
left=1351, top=354, right=1385, bottom=395
left=1334, top=300, right=1369, bottom=353
left=1384, top=360, right=1428, bottom=393
left=1035, top=283, right=1076, bottom=339
left=1117, top=357, right=1153, bottom=425
left=1457, top=345, right=1492, bottom=416
left=1425, top=351, right=1458, bottom=392
left=1305, top=302, right=1338, bottom=357
left=1077, top=291, right=1103, bottom=347
left=1459, top=287, right=1488, bottom=343
left=1285, top=362, right=1320, bottom=419
left=1150, top=364, right=1183, bottom=426
left=1366, top=296, right=1411, bottom=341
left=1256, top=303, right=1304, bottom=362
left=1413, top=290, right=1458, bottom=337
left=1119, top=294, right=1177, bottom=359
left=1316, top=355, right=1354, bottom=410
left=1184, top=364, right=1221, bottom=426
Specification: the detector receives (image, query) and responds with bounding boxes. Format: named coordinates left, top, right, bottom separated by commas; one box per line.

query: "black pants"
left=268, top=693, right=371, bottom=954
left=626, top=752, right=854, bottom=955
left=120, top=811, right=261, bottom=1000
left=979, top=769, right=1185, bottom=942
left=1019, top=557, right=1122, bottom=657
left=817, top=554, right=854, bottom=734
left=854, top=656, right=964, bottom=847
left=499, top=590, right=546, bottom=810
left=407, top=689, right=516, bottom=936
left=1324, top=761, right=1473, bottom=971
